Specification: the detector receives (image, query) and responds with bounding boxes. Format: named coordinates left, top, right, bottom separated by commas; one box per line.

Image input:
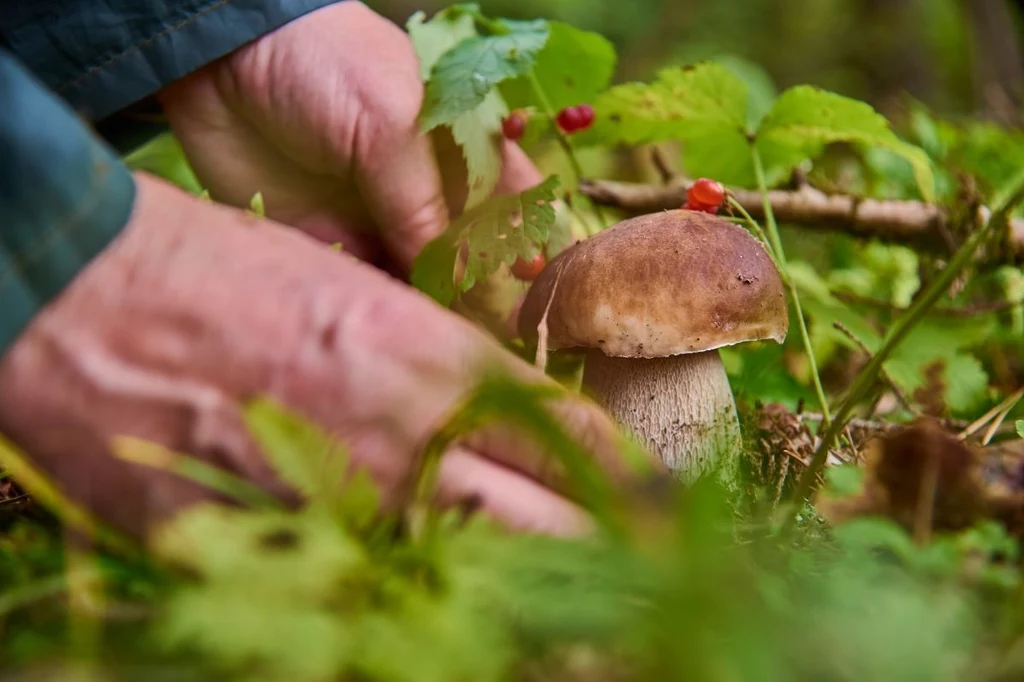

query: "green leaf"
left=453, top=92, right=508, bottom=208
left=823, top=465, right=865, bottom=499
left=247, top=191, right=265, bottom=217
left=241, top=397, right=352, bottom=507
left=831, top=517, right=918, bottom=562
left=574, top=62, right=759, bottom=185
left=954, top=122, right=1024, bottom=203
left=418, top=19, right=549, bottom=131
left=409, top=8, right=507, bottom=209
left=712, top=54, right=778, bottom=131
left=155, top=505, right=365, bottom=680
left=883, top=316, right=994, bottom=415
left=411, top=176, right=559, bottom=306
left=406, top=8, right=478, bottom=81
left=123, top=132, right=203, bottom=194
left=1016, top=420, right=1024, bottom=439
left=758, top=86, right=936, bottom=201
left=499, top=21, right=616, bottom=112
left=578, top=62, right=749, bottom=147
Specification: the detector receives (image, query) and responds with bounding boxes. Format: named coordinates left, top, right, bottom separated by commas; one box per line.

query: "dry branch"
left=579, top=178, right=1024, bottom=264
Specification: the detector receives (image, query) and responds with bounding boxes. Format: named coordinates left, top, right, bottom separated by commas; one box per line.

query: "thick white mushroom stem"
left=581, top=348, right=742, bottom=483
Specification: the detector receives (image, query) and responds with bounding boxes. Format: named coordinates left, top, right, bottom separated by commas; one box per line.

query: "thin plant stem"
left=525, top=72, right=608, bottom=233
left=785, top=176, right=1024, bottom=529
left=751, top=148, right=832, bottom=428
left=727, top=197, right=781, bottom=271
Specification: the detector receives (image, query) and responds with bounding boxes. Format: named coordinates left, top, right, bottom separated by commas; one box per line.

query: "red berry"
left=682, top=199, right=719, bottom=214
left=511, top=252, right=546, bottom=281
left=687, top=178, right=725, bottom=208
left=556, top=104, right=596, bottom=134
left=501, top=112, right=526, bottom=141
left=575, top=103, right=595, bottom=130
left=556, top=106, right=584, bottom=133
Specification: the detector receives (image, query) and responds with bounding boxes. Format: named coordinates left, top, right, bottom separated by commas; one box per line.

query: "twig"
left=959, top=387, right=1024, bottom=441
left=579, top=178, right=1024, bottom=265
left=649, top=147, right=677, bottom=184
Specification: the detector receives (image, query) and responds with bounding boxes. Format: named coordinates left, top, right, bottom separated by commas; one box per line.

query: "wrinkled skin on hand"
left=0, top=175, right=654, bottom=540
left=157, top=1, right=540, bottom=276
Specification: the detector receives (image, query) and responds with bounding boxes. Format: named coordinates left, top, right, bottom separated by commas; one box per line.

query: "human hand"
left=156, top=1, right=542, bottom=278
left=0, top=174, right=656, bottom=540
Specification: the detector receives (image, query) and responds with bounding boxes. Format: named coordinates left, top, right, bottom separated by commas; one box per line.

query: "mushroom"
left=517, top=209, right=788, bottom=483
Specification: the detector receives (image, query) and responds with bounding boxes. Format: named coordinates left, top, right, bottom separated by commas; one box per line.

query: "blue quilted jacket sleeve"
left=0, top=0, right=342, bottom=355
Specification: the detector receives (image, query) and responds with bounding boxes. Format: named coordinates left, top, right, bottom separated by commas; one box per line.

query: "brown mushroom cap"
left=518, top=209, right=789, bottom=358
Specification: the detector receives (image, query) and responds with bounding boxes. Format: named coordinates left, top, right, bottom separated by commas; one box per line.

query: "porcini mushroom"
left=517, top=209, right=788, bottom=483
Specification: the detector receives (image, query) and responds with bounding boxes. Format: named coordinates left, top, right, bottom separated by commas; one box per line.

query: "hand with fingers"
left=0, top=2, right=664, bottom=540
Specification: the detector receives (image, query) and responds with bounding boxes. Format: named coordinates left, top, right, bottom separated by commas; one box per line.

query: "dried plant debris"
left=0, top=471, right=32, bottom=520
left=749, top=403, right=875, bottom=505
left=814, top=418, right=1024, bottom=538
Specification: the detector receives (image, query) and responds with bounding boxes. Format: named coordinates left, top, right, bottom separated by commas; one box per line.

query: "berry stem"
left=751, top=147, right=832, bottom=429
left=526, top=71, right=607, bottom=234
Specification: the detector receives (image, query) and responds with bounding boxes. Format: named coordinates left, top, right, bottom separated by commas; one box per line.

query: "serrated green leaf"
left=242, top=397, right=351, bottom=506
left=409, top=8, right=507, bottom=209
left=406, top=8, right=478, bottom=80
left=411, top=176, right=560, bottom=306
left=154, top=505, right=365, bottom=680
left=460, top=175, right=559, bottom=287
left=576, top=62, right=749, bottom=147
left=453, top=92, right=507, bottom=208
left=758, top=86, right=936, bottom=201
left=418, top=20, right=549, bottom=131
left=712, top=54, right=778, bottom=130
left=499, top=21, right=616, bottom=112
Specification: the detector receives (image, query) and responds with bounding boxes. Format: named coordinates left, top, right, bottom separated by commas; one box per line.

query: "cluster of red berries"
left=682, top=178, right=725, bottom=215
left=501, top=103, right=596, bottom=143
left=555, top=104, right=594, bottom=133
